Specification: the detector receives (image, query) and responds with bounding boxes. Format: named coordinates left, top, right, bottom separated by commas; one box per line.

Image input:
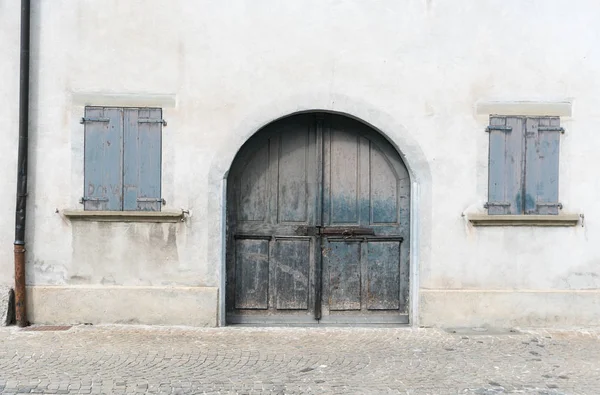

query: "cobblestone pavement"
left=0, top=325, right=599, bottom=394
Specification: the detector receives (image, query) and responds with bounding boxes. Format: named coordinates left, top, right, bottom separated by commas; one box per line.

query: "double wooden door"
left=226, top=113, right=410, bottom=325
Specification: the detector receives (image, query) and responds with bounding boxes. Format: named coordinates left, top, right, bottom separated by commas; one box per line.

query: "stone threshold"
left=62, top=210, right=184, bottom=223
left=467, top=213, right=580, bottom=227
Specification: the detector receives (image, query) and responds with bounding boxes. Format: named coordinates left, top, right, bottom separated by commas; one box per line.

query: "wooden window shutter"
left=123, top=108, right=162, bottom=211
left=487, top=116, right=526, bottom=215
left=83, top=107, right=123, bottom=211
left=524, top=117, right=561, bottom=215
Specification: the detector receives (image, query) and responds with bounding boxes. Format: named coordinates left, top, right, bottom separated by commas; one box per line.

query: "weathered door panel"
left=277, top=132, right=311, bottom=224
left=370, top=146, right=399, bottom=225
left=227, top=114, right=318, bottom=324
left=238, top=144, right=269, bottom=222
left=324, top=240, right=362, bottom=311
left=234, top=237, right=270, bottom=310
left=227, top=113, right=410, bottom=325
left=320, top=115, right=409, bottom=323
left=273, top=238, right=312, bottom=310
left=366, top=240, right=402, bottom=310
left=327, top=130, right=361, bottom=224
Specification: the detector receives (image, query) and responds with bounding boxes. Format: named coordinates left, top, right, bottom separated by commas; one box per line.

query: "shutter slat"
left=83, top=107, right=123, bottom=211
left=123, top=108, right=162, bottom=211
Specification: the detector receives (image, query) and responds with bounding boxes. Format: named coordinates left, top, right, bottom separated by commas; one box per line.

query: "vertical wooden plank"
left=314, top=116, right=324, bottom=234
left=524, top=117, right=540, bottom=214
left=366, top=241, right=401, bottom=310
left=329, top=129, right=360, bottom=224
left=267, top=134, right=280, bottom=312
left=238, top=143, right=269, bottom=221
left=267, top=134, right=279, bottom=227
left=274, top=238, right=310, bottom=310
left=234, top=238, right=270, bottom=309
left=322, top=128, right=332, bottom=226
left=325, top=241, right=361, bottom=311
left=277, top=128, right=308, bottom=223
left=525, top=117, right=560, bottom=215
left=84, top=107, right=123, bottom=211
left=370, top=145, right=399, bottom=224
left=358, top=136, right=370, bottom=226
left=488, top=116, right=507, bottom=215
left=542, top=117, right=561, bottom=214
left=123, top=108, right=162, bottom=211
left=506, top=116, right=526, bottom=215
left=360, top=238, right=369, bottom=312
left=305, top=119, right=318, bottom=235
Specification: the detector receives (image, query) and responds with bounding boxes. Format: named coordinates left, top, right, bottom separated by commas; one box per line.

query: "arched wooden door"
left=226, top=113, right=410, bottom=325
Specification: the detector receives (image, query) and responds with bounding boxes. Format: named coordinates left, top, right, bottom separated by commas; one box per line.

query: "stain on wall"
left=68, top=222, right=186, bottom=286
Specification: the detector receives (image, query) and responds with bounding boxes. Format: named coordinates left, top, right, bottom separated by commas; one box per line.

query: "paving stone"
left=0, top=326, right=599, bottom=393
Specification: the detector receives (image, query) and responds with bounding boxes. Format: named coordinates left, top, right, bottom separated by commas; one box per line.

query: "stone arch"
left=205, top=93, right=432, bottom=326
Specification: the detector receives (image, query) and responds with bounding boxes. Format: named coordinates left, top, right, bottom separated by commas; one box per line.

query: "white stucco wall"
left=4, top=0, right=600, bottom=326
left=0, top=1, right=21, bottom=322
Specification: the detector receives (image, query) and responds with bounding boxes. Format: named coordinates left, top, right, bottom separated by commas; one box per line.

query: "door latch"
left=295, top=226, right=375, bottom=237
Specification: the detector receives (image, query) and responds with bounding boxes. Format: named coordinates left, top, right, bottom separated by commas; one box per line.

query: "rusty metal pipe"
left=14, top=0, right=31, bottom=328
left=14, top=245, right=26, bottom=327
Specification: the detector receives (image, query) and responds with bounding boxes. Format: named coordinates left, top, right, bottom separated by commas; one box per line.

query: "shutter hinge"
left=536, top=202, right=563, bottom=209
left=538, top=126, right=565, bottom=134
left=484, top=202, right=511, bottom=209
left=79, top=197, right=109, bottom=204
left=485, top=126, right=512, bottom=133
left=80, top=117, right=110, bottom=124
left=138, top=118, right=167, bottom=127
left=137, top=197, right=166, bottom=205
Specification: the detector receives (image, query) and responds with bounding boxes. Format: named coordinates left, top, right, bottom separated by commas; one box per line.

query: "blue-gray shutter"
left=123, top=108, right=162, bottom=211
left=83, top=107, right=123, bottom=211
left=524, top=117, right=561, bottom=215
left=488, top=116, right=526, bottom=215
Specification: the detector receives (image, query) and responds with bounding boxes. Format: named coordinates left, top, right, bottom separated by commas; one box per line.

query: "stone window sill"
left=62, top=210, right=184, bottom=223
left=467, top=214, right=581, bottom=227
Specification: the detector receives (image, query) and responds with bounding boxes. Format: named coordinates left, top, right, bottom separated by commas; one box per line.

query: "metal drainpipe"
left=14, top=0, right=31, bottom=328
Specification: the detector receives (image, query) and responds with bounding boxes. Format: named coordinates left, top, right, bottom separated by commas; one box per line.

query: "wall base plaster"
left=0, top=285, right=10, bottom=326
left=420, top=290, right=600, bottom=328
left=19, top=287, right=600, bottom=328
left=26, top=286, right=218, bottom=327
